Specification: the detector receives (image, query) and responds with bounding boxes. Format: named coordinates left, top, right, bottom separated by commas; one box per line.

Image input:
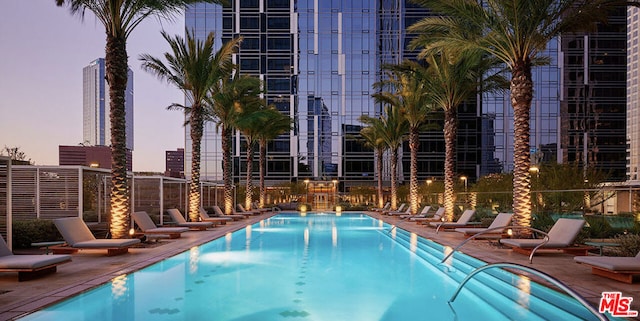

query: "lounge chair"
left=411, top=207, right=445, bottom=224
left=383, top=203, right=406, bottom=215
left=199, top=207, right=232, bottom=224
left=237, top=204, right=260, bottom=215
left=53, top=217, right=140, bottom=256
left=454, top=213, right=514, bottom=238
left=429, top=209, right=479, bottom=231
left=212, top=205, right=247, bottom=220
left=372, top=202, right=390, bottom=212
left=166, top=209, right=214, bottom=230
left=574, top=251, right=640, bottom=283
left=387, top=207, right=411, bottom=216
left=0, top=235, right=71, bottom=281
left=132, top=211, right=189, bottom=239
left=499, top=218, right=590, bottom=256
left=399, top=206, right=431, bottom=219
left=250, top=202, right=271, bottom=213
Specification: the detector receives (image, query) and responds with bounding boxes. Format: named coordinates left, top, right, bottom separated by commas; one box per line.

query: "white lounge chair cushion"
left=54, top=217, right=97, bottom=245
left=574, top=255, right=640, bottom=271
left=132, top=211, right=189, bottom=234
left=429, top=209, right=476, bottom=227
left=0, top=255, right=71, bottom=270
left=455, top=213, right=513, bottom=234
left=54, top=217, right=141, bottom=248
left=0, top=235, right=71, bottom=269
left=500, top=218, right=584, bottom=248
left=167, top=209, right=213, bottom=228
left=72, top=239, right=140, bottom=249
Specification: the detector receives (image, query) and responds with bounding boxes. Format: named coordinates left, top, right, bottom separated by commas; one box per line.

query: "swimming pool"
left=19, top=213, right=609, bottom=321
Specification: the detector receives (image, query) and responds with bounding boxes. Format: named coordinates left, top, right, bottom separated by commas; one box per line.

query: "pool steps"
left=382, top=225, right=600, bottom=321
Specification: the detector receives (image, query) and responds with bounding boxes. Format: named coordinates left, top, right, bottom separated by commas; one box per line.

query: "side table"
left=584, top=241, right=620, bottom=256
left=31, top=241, right=66, bottom=255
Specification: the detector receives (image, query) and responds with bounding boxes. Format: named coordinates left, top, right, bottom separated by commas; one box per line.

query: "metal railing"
left=448, top=262, right=608, bottom=321
left=440, top=225, right=550, bottom=264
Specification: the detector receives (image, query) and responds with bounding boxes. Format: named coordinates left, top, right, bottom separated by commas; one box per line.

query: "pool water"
left=20, top=213, right=608, bottom=321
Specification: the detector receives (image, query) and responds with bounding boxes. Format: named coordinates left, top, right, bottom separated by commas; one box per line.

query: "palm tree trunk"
left=443, top=107, right=457, bottom=221
left=222, top=127, right=234, bottom=214
left=511, top=59, right=533, bottom=236
left=245, top=141, right=254, bottom=210
left=259, top=139, right=266, bottom=208
left=409, top=127, right=419, bottom=215
left=376, top=149, right=384, bottom=209
left=188, top=105, right=203, bottom=222
left=105, top=34, right=130, bottom=239
left=390, top=147, right=398, bottom=210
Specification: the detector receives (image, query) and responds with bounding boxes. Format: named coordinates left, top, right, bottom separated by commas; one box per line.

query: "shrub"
left=613, top=233, right=640, bottom=257
left=13, top=219, right=62, bottom=249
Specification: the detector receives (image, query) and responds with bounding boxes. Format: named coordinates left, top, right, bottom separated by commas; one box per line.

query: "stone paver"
left=0, top=211, right=637, bottom=320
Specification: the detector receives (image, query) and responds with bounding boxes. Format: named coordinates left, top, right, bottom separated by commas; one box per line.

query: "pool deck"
left=0, top=211, right=638, bottom=320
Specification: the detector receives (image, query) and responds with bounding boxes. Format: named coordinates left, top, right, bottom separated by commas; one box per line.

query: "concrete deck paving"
left=0, top=211, right=637, bottom=320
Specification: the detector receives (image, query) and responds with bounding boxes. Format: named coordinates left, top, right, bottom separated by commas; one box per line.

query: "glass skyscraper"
left=184, top=1, right=629, bottom=186
left=82, top=58, right=134, bottom=151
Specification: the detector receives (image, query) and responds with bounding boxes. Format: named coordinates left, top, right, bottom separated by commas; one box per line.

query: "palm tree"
left=373, top=61, right=435, bottom=215
left=358, top=116, right=388, bottom=209
left=255, top=108, right=292, bottom=208
left=56, top=0, right=221, bottom=238
left=207, top=73, right=260, bottom=215
left=409, top=0, right=608, bottom=232
left=363, top=105, right=408, bottom=210
left=140, top=30, right=240, bottom=222
left=420, top=52, right=506, bottom=221
left=231, top=78, right=268, bottom=211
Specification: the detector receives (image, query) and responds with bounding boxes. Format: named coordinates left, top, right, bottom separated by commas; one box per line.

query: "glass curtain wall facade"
left=185, top=0, right=479, bottom=185
left=481, top=40, right=562, bottom=176
left=82, top=58, right=134, bottom=151
left=627, top=7, right=640, bottom=181
left=560, top=7, right=627, bottom=181
left=186, top=1, right=380, bottom=183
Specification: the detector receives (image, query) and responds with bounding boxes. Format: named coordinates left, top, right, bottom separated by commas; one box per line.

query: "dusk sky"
left=0, top=1, right=189, bottom=172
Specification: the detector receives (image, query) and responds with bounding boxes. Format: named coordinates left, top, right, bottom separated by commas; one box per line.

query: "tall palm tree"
left=56, top=0, right=221, bottom=238
left=420, top=52, right=506, bottom=221
left=409, top=0, right=608, bottom=232
left=373, top=61, right=435, bottom=215
left=358, top=115, right=389, bottom=209
left=207, top=73, right=259, bottom=215
left=232, top=78, right=268, bottom=211
left=140, top=30, right=239, bottom=222
left=366, top=105, right=409, bottom=210
left=255, top=108, right=292, bottom=208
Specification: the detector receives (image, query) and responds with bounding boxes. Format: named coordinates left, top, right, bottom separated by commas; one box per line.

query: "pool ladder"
left=448, top=262, right=608, bottom=321
left=443, top=227, right=608, bottom=321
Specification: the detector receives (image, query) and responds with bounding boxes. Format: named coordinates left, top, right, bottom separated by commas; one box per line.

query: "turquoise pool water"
left=20, top=213, right=608, bottom=321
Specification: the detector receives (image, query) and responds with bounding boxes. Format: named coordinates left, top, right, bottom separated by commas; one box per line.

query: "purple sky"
left=0, top=1, right=187, bottom=172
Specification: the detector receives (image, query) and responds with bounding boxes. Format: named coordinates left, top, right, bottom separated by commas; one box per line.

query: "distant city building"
left=628, top=7, right=640, bottom=181
left=82, top=58, right=134, bottom=151
left=561, top=7, right=627, bottom=181
left=165, top=148, right=185, bottom=178
left=59, top=145, right=132, bottom=171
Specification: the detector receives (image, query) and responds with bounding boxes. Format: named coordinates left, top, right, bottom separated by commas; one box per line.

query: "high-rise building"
left=185, top=2, right=629, bottom=186
left=628, top=7, right=640, bottom=181
left=561, top=7, right=627, bottom=181
left=165, top=148, right=185, bottom=178
left=58, top=145, right=133, bottom=171
left=82, top=58, right=134, bottom=151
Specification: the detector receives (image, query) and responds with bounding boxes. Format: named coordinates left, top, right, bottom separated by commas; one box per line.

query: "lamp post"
left=303, top=179, right=310, bottom=204
left=460, top=176, right=468, bottom=204
left=426, top=179, right=433, bottom=204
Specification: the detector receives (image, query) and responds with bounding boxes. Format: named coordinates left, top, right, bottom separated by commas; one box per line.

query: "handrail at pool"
left=448, top=262, right=608, bottom=321
left=440, top=226, right=550, bottom=264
